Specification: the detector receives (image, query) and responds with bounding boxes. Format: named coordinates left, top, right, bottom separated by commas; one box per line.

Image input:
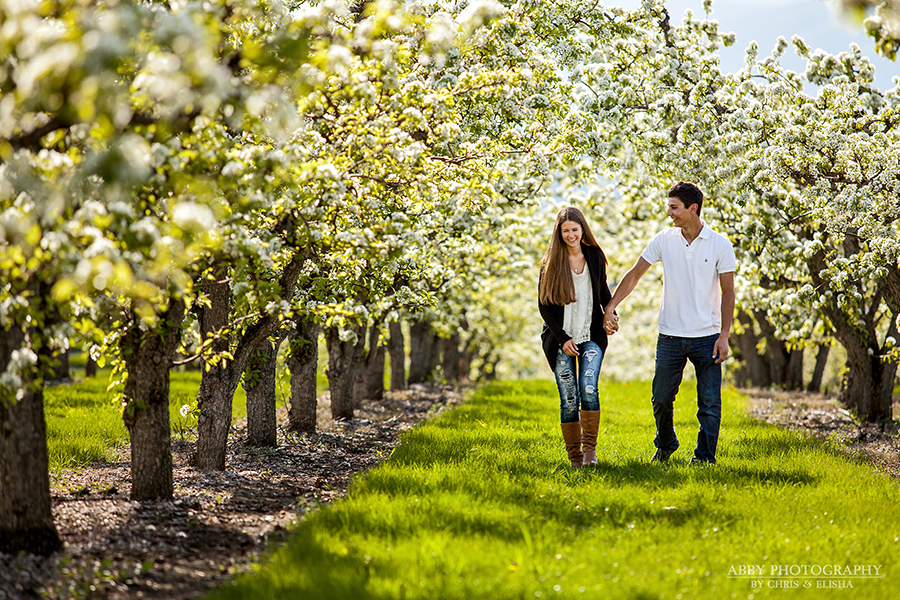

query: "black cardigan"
left=538, top=244, right=613, bottom=371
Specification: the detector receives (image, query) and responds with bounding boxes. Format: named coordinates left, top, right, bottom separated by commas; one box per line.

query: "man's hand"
left=713, top=334, right=730, bottom=364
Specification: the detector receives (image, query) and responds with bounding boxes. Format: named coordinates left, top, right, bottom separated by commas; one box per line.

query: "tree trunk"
left=841, top=353, right=897, bottom=422
left=732, top=310, right=771, bottom=388
left=121, top=299, right=185, bottom=501
left=442, top=332, right=462, bottom=383
left=785, top=348, right=804, bottom=391
left=194, top=309, right=297, bottom=469
left=193, top=253, right=306, bottom=469
left=732, top=309, right=805, bottom=390
left=0, top=324, right=62, bottom=555
left=195, top=365, right=242, bottom=470
left=428, top=332, right=442, bottom=378
left=408, top=320, right=434, bottom=384
left=388, top=320, right=406, bottom=391
left=355, top=324, right=385, bottom=404
left=807, top=344, right=830, bottom=393
left=459, top=341, right=473, bottom=384
left=243, top=337, right=280, bottom=447
left=85, top=353, right=98, bottom=378
left=326, top=326, right=364, bottom=420
left=755, top=309, right=804, bottom=390
left=285, top=317, right=320, bottom=434
left=808, top=248, right=895, bottom=421
left=194, top=267, right=235, bottom=471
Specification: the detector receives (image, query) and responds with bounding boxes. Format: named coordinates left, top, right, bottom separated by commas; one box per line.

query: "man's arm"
left=603, top=257, right=652, bottom=333
left=713, top=271, right=735, bottom=364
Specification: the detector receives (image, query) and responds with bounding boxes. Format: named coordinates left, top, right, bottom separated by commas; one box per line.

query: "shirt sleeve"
left=717, top=237, right=737, bottom=274
left=641, top=230, right=664, bottom=265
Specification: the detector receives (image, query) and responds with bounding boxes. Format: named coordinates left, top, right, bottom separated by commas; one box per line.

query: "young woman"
left=538, top=207, right=617, bottom=467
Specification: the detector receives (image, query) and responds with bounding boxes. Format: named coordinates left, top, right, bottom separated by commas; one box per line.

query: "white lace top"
left=563, top=268, right=593, bottom=344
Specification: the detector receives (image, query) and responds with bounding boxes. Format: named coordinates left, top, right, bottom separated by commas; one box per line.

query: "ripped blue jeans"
left=554, top=340, right=603, bottom=424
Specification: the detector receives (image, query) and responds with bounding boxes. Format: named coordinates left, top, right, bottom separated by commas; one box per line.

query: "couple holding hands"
left=538, top=182, right=736, bottom=468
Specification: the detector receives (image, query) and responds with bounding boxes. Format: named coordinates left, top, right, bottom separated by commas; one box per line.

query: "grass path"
left=212, top=379, right=900, bottom=599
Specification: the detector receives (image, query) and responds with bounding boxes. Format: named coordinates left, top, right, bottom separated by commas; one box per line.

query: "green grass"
left=211, top=379, right=900, bottom=600
left=46, top=343, right=337, bottom=470
left=44, top=369, right=248, bottom=470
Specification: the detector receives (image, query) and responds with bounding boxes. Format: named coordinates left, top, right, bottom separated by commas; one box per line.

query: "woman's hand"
left=562, top=339, right=579, bottom=356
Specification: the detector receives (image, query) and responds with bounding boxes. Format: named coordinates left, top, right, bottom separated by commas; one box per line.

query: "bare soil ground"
left=741, top=388, right=900, bottom=478
left=0, top=384, right=461, bottom=600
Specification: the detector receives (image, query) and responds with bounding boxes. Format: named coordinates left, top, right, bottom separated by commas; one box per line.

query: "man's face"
left=666, top=197, right=695, bottom=227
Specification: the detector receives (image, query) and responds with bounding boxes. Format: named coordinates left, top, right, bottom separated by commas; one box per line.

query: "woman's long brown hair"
left=539, top=207, right=605, bottom=306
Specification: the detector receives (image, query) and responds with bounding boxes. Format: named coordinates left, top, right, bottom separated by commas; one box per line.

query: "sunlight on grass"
left=212, top=379, right=900, bottom=600
left=46, top=343, right=334, bottom=470
left=44, top=370, right=248, bottom=470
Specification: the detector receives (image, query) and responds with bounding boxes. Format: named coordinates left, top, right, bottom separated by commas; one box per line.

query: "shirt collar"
left=697, top=221, right=711, bottom=240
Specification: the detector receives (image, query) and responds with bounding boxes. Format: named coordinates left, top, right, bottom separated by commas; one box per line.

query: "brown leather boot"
left=560, top=421, right=583, bottom=467
left=580, top=410, right=600, bottom=465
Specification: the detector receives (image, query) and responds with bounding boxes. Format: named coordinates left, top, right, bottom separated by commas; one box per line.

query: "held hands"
left=603, top=312, right=619, bottom=335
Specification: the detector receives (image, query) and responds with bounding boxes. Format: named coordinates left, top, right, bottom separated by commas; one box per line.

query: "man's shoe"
left=650, top=449, right=673, bottom=463
left=690, top=457, right=715, bottom=466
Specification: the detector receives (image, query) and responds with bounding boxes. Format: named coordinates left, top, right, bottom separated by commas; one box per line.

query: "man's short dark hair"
left=668, top=181, right=703, bottom=216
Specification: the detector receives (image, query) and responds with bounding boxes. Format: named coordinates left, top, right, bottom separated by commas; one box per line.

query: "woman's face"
left=560, top=220, right=583, bottom=250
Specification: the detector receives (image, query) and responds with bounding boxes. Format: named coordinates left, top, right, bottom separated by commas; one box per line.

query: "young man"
left=603, top=182, right=736, bottom=465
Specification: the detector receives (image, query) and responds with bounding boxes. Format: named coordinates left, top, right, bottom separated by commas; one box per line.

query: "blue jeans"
left=652, top=334, right=722, bottom=463
left=554, top=341, right=603, bottom=424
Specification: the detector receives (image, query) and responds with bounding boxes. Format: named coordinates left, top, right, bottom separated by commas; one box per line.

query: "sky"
left=614, top=0, right=899, bottom=91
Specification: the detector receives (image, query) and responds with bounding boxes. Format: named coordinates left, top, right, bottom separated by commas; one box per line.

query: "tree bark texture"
left=807, top=344, right=830, bottom=393
left=785, top=349, right=804, bottom=390
left=732, top=309, right=805, bottom=390
left=121, top=299, right=186, bottom=501
left=0, top=324, right=62, bottom=555
left=285, top=317, right=320, bottom=434
left=408, top=320, right=434, bottom=384
left=441, top=332, right=462, bottom=383
left=354, top=324, right=385, bottom=404
left=194, top=255, right=306, bottom=469
left=808, top=247, right=896, bottom=421
left=388, top=320, right=406, bottom=391
left=326, top=326, right=364, bottom=420
left=459, top=344, right=473, bottom=384
left=427, top=331, right=442, bottom=378
left=732, top=310, right=771, bottom=388
left=194, top=268, right=234, bottom=471
left=194, top=307, right=285, bottom=469
left=755, top=309, right=804, bottom=390
left=243, top=337, right=280, bottom=447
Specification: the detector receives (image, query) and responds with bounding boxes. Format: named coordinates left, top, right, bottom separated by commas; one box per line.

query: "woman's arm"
left=538, top=271, right=572, bottom=346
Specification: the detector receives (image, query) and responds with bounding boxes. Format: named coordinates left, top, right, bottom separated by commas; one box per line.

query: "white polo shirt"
left=641, top=223, right=736, bottom=338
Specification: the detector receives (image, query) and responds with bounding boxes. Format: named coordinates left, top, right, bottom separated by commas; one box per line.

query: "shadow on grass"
left=390, top=422, right=821, bottom=490
left=584, top=457, right=817, bottom=487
